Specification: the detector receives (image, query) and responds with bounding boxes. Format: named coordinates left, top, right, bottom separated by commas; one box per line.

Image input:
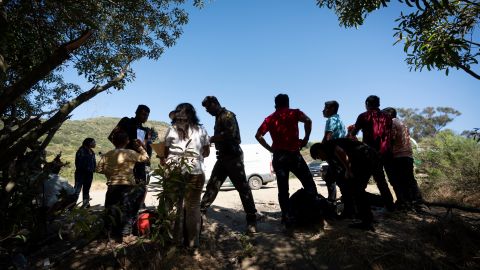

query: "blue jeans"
left=272, top=150, right=318, bottom=218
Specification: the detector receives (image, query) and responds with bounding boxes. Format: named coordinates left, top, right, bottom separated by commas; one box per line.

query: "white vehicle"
left=204, top=144, right=276, bottom=190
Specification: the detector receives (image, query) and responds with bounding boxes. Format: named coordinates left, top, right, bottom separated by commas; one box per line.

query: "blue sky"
left=70, top=0, right=478, bottom=144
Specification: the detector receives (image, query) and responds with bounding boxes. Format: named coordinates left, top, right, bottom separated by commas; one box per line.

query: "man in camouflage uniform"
left=200, top=96, right=257, bottom=233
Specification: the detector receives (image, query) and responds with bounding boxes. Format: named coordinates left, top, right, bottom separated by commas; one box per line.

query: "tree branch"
left=463, top=39, right=480, bottom=47
left=455, top=61, right=480, bottom=80
left=0, top=65, right=128, bottom=166
left=424, top=201, right=480, bottom=214
left=0, top=30, right=94, bottom=114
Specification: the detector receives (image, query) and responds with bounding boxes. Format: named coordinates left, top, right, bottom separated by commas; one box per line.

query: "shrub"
left=149, top=146, right=195, bottom=247
left=416, top=130, right=480, bottom=206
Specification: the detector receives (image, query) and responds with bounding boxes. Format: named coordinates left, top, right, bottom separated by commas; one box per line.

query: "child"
left=97, top=131, right=149, bottom=240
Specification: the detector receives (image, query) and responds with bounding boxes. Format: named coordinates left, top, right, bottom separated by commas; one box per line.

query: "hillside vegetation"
left=46, top=117, right=169, bottom=182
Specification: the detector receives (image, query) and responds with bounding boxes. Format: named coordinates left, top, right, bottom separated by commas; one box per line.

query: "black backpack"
left=289, top=188, right=330, bottom=226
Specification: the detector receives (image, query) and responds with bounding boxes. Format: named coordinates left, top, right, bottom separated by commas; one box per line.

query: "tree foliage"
left=0, top=0, right=200, bottom=258
left=0, top=0, right=198, bottom=174
left=316, top=0, right=480, bottom=79
left=396, top=106, right=461, bottom=140
left=462, top=127, right=480, bottom=141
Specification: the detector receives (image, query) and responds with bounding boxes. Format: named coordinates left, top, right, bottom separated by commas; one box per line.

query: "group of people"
left=310, top=95, right=423, bottom=231
left=71, top=93, right=423, bottom=248
left=73, top=105, right=152, bottom=240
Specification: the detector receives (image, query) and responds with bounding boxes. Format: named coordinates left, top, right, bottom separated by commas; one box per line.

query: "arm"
left=96, top=154, right=106, bottom=174
left=160, top=127, right=173, bottom=165
left=201, top=127, right=211, bottom=157
left=322, top=118, right=333, bottom=142
left=255, top=129, right=273, bottom=153
left=210, top=111, right=240, bottom=144
left=128, top=139, right=149, bottom=162
left=348, top=114, right=362, bottom=138
left=160, top=145, right=169, bottom=166
left=202, top=145, right=210, bottom=157
left=108, top=117, right=128, bottom=144
left=135, top=145, right=150, bottom=163
left=298, top=113, right=312, bottom=148
left=333, top=146, right=354, bottom=179
left=322, top=131, right=333, bottom=143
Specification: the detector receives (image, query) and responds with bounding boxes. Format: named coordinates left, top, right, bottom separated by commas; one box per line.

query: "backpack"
left=289, top=188, right=329, bottom=226
left=133, top=210, right=157, bottom=236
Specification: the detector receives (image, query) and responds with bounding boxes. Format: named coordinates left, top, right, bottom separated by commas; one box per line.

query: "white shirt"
left=164, top=125, right=210, bottom=174
left=137, top=129, right=146, bottom=143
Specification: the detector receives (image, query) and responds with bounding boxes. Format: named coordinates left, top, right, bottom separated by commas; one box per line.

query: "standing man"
left=348, top=95, right=395, bottom=211
left=108, top=104, right=151, bottom=213
left=321, top=100, right=346, bottom=202
left=382, top=107, right=423, bottom=210
left=200, top=96, right=257, bottom=233
left=255, top=94, right=318, bottom=226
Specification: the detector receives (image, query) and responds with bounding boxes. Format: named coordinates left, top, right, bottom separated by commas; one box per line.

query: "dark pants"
left=350, top=174, right=374, bottom=225
left=201, top=155, right=257, bottom=224
left=349, top=148, right=384, bottom=225
left=384, top=157, right=422, bottom=204
left=324, top=166, right=338, bottom=201
left=74, top=171, right=93, bottom=206
left=372, top=158, right=394, bottom=209
left=104, top=185, right=137, bottom=236
left=133, top=162, right=147, bottom=209
left=134, top=162, right=147, bottom=184
left=272, top=150, right=318, bottom=218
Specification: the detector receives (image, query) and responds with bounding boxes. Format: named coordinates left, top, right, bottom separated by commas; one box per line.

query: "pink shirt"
left=353, top=108, right=392, bottom=157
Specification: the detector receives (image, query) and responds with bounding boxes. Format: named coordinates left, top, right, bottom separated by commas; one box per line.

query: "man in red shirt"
left=255, top=94, right=318, bottom=226
left=349, top=95, right=395, bottom=211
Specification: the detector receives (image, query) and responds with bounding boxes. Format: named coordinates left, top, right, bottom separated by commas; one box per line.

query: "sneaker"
left=246, top=223, right=257, bottom=234
left=81, top=203, right=90, bottom=209
left=413, top=203, right=429, bottom=214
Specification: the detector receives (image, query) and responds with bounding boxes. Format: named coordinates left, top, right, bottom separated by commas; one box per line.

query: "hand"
left=299, top=137, right=309, bottom=149
left=160, top=157, right=167, bottom=166
left=134, top=139, right=146, bottom=150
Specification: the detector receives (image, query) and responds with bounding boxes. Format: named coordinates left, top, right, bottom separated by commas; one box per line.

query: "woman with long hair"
left=74, top=138, right=96, bottom=208
left=162, top=103, right=210, bottom=248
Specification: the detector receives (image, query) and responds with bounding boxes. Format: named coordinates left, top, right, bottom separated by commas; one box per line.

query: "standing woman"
left=162, top=103, right=210, bottom=248
left=74, top=138, right=96, bottom=208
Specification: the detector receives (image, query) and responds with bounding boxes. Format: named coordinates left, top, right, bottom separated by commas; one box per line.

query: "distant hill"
left=46, top=117, right=169, bottom=182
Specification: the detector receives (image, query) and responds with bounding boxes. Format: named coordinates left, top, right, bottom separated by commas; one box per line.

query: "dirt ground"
left=44, top=178, right=480, bottom=269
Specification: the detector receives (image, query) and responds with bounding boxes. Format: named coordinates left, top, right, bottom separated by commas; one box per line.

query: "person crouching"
left=310, top=139, right=381, bottom=231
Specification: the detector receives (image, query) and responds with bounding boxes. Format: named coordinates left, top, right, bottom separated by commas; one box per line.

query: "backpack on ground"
left=132, top=210, right=157, bottom=237
left=289, top=188, right=329, bottom=226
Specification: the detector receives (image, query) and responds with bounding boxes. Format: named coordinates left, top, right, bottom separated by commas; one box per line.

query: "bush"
left=416, top=130, right=480, bottom=206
